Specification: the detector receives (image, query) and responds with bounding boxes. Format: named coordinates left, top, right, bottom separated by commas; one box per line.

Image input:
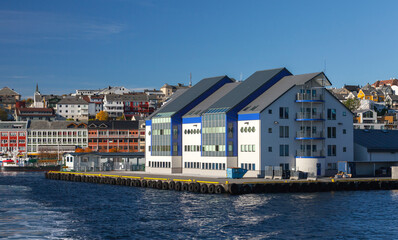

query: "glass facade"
left=202, top=113, right=226, bottom=157
left=151, top=117, right=172, bottom=156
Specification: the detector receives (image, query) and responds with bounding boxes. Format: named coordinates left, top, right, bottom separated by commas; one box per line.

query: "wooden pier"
left=45, top=171, right=398, bottom=195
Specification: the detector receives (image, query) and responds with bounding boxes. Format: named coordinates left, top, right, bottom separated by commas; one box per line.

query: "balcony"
left=295, top=131, right=325, bottom=140
left=296, top=93, right=324, bottom=103
left=296, top=150, right=325, bottom=158
left=295, top=112, right=325, bottom=121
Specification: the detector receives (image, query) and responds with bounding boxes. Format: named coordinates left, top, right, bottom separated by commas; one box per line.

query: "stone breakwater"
left=45, top=171, right=398, bottom=195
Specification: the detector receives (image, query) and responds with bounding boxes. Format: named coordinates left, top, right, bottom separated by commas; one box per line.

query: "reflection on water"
left=2, top=172, right=398, bottom=239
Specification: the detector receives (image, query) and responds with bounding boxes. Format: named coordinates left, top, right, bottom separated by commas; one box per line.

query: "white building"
left=27, top=120, right=88, bottom=154
left=145, top=68, right=354, bottom=178
left=56, top=97, right=89, bottom=121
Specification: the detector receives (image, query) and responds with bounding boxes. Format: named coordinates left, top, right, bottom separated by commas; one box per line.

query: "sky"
left=1, top=0, right=398, bottom=98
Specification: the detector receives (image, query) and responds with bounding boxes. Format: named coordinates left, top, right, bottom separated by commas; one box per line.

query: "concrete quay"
left=45, top=171, right=398, bottom=195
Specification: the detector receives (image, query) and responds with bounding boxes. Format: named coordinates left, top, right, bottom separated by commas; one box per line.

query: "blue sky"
left=1, top=0, right=398, bottom=98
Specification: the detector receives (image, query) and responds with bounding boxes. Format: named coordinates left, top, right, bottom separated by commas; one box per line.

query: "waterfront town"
left=1, top=68, right=398, bottom=178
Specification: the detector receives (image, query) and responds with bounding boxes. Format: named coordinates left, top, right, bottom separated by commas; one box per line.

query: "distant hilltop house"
left=33, top=84, right=62, bottom=109
left=357, top=83, right=385, bottom=102
left=72, top=86, right=131, bottom=96
left=0, top=87, right=21, bottom=113
left=160, top=83, right=191, bottom=98
left=103, top=94, right=155, bottom=119
left=56, top=97, right=89, bottom=121
left=15, top=102, right=56, bottom=121
left=328, top=84, right=360, bottom=102
left=372, top=78, right=398, bottom=94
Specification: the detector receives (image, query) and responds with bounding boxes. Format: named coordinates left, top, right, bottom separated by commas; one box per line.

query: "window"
left=268, top=109, right=272, bottom=114
left=279, top=107, right=289, bottom=119
left=343, top=147, right=347, bottom=152
left=343, top=129, right=346, bottom=134
left=279, top=144, right=289, bottom=156
left=268, top=147, right=272, bottom=152
left=363, top=111, right=373, bottom=118
left=343, top=111, right=347, bottom=116
left=279, top=126, right=289, bottom=138
left=268, top=128, right=272, bottom=133
left=327, top=127, right=336, bottom=138
left=328, top=145, right=336, bottom=156
left=327, top=109, right=336, bottom=120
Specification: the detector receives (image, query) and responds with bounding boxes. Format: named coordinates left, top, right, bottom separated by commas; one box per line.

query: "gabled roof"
left=29, top=120, right=87, bottom=130
left=183, top=82, right=240, bottom=118
left=58, top=97, right=89, bottom=105
left=154, top=75, right=232, bottom=117
left=16, top=107, right=54, bottom=116
left=239, top=72, right=328, bottom=114
left=387, top=94, right=398, bottom=101
left=0, top=121, right=28, bottom=130
left=343, top=85, right=360, bottom=92
left=64, top=151, right=145, bottom=157
left=105, top=94, right=148, bottom=102
left=205, top=68, right=291, bottom=113
left=354, top=129, right=398, bottom=152
left=0, top=87, right=19, bottom=96
left=87, top=121, right=139, bottom=130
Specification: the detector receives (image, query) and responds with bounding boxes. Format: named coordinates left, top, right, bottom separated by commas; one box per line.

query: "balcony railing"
left=296, top=93, right=324, bottom=102
left=296, top=112, right=325, bottom=120
left=296, top=150, right=325, bottom=158
left=295, top=131, right=324, bottom=139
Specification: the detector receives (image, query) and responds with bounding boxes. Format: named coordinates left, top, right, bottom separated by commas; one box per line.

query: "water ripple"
left=2, top=172, right=398, bottom=239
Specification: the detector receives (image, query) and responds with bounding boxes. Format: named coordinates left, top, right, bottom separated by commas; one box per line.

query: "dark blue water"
left=1, top=172, right=398, bottom=239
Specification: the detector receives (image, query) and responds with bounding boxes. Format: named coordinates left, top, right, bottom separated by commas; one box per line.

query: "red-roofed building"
left=15, top=107, right=55, bottom=121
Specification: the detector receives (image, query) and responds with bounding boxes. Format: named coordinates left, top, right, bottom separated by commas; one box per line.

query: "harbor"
left=45, top=170, right=398, bottom=195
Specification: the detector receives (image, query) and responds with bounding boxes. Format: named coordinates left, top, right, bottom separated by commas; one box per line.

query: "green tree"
left=0, top=108, right=8, bottom=120
left=343, top=98, right=360, bottom=112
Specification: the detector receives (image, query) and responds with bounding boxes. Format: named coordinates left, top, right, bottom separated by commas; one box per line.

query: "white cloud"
left=0, top=10, right=125, bottom=44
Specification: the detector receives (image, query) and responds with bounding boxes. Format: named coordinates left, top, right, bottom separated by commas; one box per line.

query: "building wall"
left=0, top=129, right=27, bottom=154
left=56, top=103, right=89, bottom=121
left=88, top=129, right=143, bottom=152
left=237, top=120, right=261, bottom=177
left=27, top=129, right=88, bottom=153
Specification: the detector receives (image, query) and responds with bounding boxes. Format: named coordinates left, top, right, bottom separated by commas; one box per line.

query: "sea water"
left=1, top=172, right=398, bottom=239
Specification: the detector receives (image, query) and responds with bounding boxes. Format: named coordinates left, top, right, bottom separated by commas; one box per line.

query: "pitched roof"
left=206, top=68, right=291, bottom=113
left=105, top=94, right=148, bottom=102
left=372, top=79, right=398, bottom=87
left=87, top=121, right=139, bottom=130
left=387, top=94, right=398, bottom=101
left=64, top=151, right=145, bottom=157
left=0, top=87, right=19, bottom=96
left=16, top=107, right=54, bottom=116
left=58, top=97, right=89, bottom=105
left=28, top=120, right=87, bottom=129
left=183, top=82, right=240, bottom=118
left=239, top=72, right=328, bottom=114
left=154, top=76, right=232, bottom=117
left=343, top=85, right=360, bottom=92
left=354, top=129, right=398, bottom=152
left=0, top=121, right=28, bottom=130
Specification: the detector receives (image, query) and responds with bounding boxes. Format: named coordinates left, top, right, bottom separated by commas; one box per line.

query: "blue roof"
left=155, top=75, right=231, bottom=116
left=205, top=68, right=291, bottom=113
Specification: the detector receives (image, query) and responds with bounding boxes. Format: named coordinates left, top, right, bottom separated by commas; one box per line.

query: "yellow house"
left=357, top=84, right=384, bottom=102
